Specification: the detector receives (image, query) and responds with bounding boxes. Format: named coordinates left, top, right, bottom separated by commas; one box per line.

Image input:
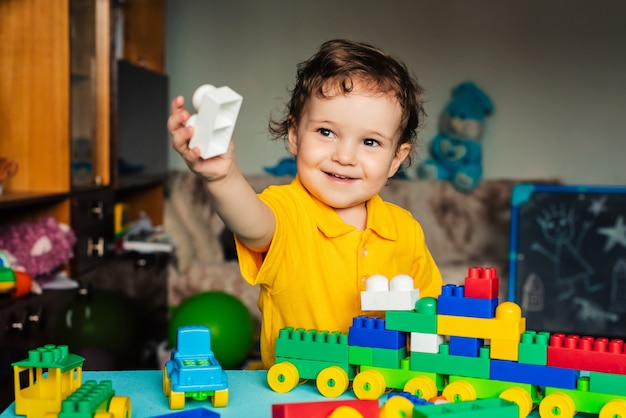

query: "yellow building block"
left=437, top=301, right=526, bottom=341
left=491, top=338, right=520, bottom=361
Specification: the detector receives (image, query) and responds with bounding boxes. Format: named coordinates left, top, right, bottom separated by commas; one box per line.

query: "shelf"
left=0, top=191, right=68, bottom=211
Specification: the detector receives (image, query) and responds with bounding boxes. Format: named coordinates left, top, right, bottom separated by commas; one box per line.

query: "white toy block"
left=187, top=84, right=242, bottom=159
left=360, top=274, right=420, bottom=311
left=410, top=332, right=444, bottom=354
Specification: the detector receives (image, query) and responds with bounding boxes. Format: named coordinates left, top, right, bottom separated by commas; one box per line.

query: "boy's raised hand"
left=168, top=95, right=236, bottom=182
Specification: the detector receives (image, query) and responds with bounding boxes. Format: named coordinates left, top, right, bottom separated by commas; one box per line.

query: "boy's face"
left=287, top=81, right=410, bottom=212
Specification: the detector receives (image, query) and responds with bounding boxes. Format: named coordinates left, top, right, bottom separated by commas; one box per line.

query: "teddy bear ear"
left=452, top=82, right=494, bottom=116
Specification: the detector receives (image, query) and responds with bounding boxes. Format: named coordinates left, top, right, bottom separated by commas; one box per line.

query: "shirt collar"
left=291, top=175, right=398, bottom=240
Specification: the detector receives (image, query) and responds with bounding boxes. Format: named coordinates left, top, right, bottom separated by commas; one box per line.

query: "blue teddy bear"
left=417, top=82, right=493, bottom=192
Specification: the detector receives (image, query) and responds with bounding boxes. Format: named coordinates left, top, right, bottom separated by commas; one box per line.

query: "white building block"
left=187, top=84, right=242, bottom=159
left=410, top=332, right=444, bottom=354
left=360, top=274, right=420, bottom=311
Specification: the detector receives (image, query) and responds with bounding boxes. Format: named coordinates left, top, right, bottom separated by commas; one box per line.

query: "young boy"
left=169, top=39, right=443, bottom=368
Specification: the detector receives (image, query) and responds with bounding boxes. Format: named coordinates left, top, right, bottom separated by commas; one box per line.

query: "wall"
left=165, top=0, right=626, bottom=185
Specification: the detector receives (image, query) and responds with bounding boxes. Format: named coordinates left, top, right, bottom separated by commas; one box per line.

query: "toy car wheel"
left=539, top=392, right=576, bottom=418
left=500, top=387, right=533, bottom=418
left=353, top=369, right=386, bottom=400
left=212, top=388, right=228, bottom=407
left=442, top=380, right=477, bottom=402
left=267, top=361, right=299, bottom=393
left=404, top=376, right=437, bottom=400
left=316, top=366, right=349, bottom=398
left=162, top=367, right=171, bottom=395
left=169, top=390, right=186, bottom=409
left=328, top=405, right=364, bottom=418
left=379, top=395, right=414, bottom=418
left=599, top=399, right=626, bottom=418
left=108, top=395, right=132, bottom=418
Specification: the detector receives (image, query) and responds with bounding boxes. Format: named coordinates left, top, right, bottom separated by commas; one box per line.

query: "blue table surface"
left=2, top=369, right=585, bottom=418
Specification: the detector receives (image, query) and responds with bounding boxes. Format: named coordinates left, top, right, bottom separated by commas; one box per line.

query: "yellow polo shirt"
left=235, top=176, right=442, bottom=368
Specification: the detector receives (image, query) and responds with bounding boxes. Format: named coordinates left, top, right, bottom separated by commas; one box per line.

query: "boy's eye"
left=363, top=138, right=381, bottom=147
left=318, top=128, right=335, bottom=138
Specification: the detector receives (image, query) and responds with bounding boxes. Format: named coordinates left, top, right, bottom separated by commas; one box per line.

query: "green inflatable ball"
left=169, top=291, right=255, bottom=369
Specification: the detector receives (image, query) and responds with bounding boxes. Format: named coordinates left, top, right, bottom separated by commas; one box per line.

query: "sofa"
left=164, top=170, right=527, bottom=327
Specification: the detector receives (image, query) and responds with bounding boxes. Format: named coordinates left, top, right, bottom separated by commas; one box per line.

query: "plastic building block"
left=164, top=326, right=228, bottom=409
left=464, top=267, right=499, bottom=299
left=274, top=357, right=357, bottom=381
left=518, top=330, right=549, bottom=365
left=360, top=361, right=445, bottom=394
left=387, top=391, right=433, bottom=406
left=542, top=376, right=626, bottom=415
left=449, top=336, right=483, bottom=357
left=349, top=345, right=373, bottom=366
left=360, top=274, right=420, bottom=311
left=187, top=84, right=242, bottom=159
left=489, top=338, right=519, bottom=361
left=153, top=408, right=221, bottom=418
left=411, top=332, right=445, bottom=354
left=385, top=297, right=438, bottom=334
left=412, top=398, right=519, bottom=418
left=547, top=333, right=626, bottom=375
left=437, top=302, right=526, bottom=341
left=409, top=344, right=491, bottom=379
left=437, top=284, right=498, bottom=318
left=490, top=359, right=580, bottom=389
left=372, top=346, right=406, bottom=369
left=447, top=375, right=540, bottom=404
left=348, top=316, right=406, bottom=349
left=272, top=399, right=379, bottom=418
left=588, top=371, right=626, bottom=397
left=276, top=327, right=349, bottom=363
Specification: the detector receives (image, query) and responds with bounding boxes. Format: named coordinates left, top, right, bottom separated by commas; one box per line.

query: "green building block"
left=349, top=345, right=373, bottom=366
left=412, top=398, right=519, bottom=418
left=12, top=344, right=85, bottom=373
left=275, top=357, right=357, bottom=381
left=544, top=376, right=626, bottom=414
left=362, top=359, right=445, bottom=392
left=59, top=380, right=114, bottom=418
left=448, top=375, right=540, bottom=404
left=372, top=347, right=406, bottom=369
left=275, top=328, right=349, bottom=363
left=410, top=343, right=490, bottom=379
left=0, top=267, right=15, bottom=283
left=518, top=330, right=549, bottom=365
left=589, top=371, right=626, bottom=397
left=386, top=297, right=438, bottom=334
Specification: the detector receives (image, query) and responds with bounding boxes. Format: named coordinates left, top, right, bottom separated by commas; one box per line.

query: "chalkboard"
left=509, top=184, right=626, bottom=338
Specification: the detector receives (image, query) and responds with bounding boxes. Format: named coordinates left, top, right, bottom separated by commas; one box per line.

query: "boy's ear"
left=287, top=120, right=298, bottom=156
left=388, top=143, right=411, bottom=178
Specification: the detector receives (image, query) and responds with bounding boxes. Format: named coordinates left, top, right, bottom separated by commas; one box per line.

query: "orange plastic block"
left=272, top=399, right=379, bottom=418
left=490, top=338, right=519, bottom=361
left=437, top=302, right=525, bottom=341
left=547, top=334, right=626, bottom=375
left=464, top=267, right=499, bottom=299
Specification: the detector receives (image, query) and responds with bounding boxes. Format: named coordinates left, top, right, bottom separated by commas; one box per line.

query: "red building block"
left=272, top=399, right=380, bottom=418
left=464, top=267, right=499, bottom=299
left=546, top=333, right=626, bottom=375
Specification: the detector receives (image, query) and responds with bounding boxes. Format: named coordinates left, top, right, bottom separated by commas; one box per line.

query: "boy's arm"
left=169, top=95, right=275, bottom=251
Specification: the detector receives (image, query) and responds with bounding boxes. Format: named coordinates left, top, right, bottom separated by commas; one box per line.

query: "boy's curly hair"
left=269, top=39, right=426, bottom=166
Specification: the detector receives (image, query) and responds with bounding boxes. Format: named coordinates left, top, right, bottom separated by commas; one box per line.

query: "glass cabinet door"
left=69, top=0, right=110, bottom=189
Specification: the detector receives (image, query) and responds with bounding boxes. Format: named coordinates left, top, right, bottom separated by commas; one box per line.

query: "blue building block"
left=449, top=336, right=484, bottom=357
left=388, top=391, right=433, bottom=406
left=348, top=316, right=406, bottom=349
left=490, top=359, right=580, bottom=389
left=153, top=408, right=220, bottom=417
left=437, top=284, right=498, bottom=318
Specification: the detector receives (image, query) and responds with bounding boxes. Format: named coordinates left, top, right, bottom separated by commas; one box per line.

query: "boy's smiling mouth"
left=325, top=171, right=355, bottom=181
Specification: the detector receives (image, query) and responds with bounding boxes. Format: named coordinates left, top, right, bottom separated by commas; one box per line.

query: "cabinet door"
left=70, top=0, right=110, bottom=189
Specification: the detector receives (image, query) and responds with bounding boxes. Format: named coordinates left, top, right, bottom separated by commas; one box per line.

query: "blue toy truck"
left=163, top=326, right=229, bottom=409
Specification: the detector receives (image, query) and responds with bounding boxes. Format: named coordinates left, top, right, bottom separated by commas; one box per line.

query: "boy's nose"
left=332, top=141, right=357, bottom=165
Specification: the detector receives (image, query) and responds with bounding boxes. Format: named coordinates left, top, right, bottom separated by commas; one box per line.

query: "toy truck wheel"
left=108, top=395, right=132, bottom=418
left=212, top=388, right=229, bottom=407
left=353, top=369, right=386, bottom=400
left=539, top=392, right=576, bottom=418
left=599, top=399, right=626, bottom=418
left=442, top=380, right=477, bottom=402
left=499, top=387, right=533, bottom=418
left=162, top=367, right=171, bottom=395
left=379, top=395, right=415, bottom=418
left=316, top=366, right=349, bottom=398
left=267, top=361, right=299, bottom=393
left=328, top=405, right=365, bottom=418
left=404, top=376, right=438, bottom=400
left=169, top=390, right=186, bottom=409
